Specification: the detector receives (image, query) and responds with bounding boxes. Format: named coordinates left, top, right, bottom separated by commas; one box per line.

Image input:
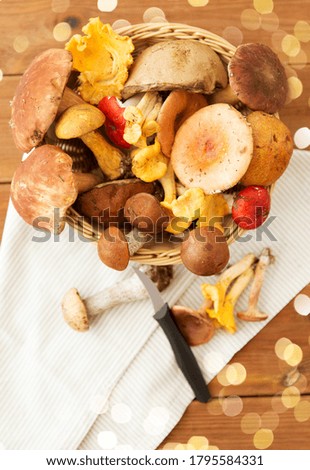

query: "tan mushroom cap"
left=171, top=104, right=253, bottom=194
left=97, top=226, right=130, bottom=271
left=181, top=226, right=229, bottom=276
left=61, top=288, right=89, bottom=332
left=11, top=144, right=78, bottom=234
left=10, top=49, right=73, bottom=152
left=228, top=43, right=288, bottom=114
left=122, top=40, right=228, bottom=99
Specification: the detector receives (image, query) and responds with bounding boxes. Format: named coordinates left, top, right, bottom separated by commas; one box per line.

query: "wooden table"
left=0, top=0, right=309, bottom=450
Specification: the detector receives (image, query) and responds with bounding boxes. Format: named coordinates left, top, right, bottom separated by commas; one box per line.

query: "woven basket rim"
left=66, top=22, right=273, bottom=265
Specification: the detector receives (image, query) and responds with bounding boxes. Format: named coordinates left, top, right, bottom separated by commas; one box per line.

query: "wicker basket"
left=65, top=22, right=271, bottom=266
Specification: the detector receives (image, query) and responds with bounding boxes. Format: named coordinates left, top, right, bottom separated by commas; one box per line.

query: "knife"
left=133, top=267, right=211, bottom=403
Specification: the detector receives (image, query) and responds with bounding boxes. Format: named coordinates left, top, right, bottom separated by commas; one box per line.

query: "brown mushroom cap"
left=11, top=144, right=77, bottom=234
left=171, top=305, right=215, bottom=346
left=10, top=49, right=73, bottom=152
left=97, top=226, right=130, bottom=271
left=122, top=40, right=228, bottom=99
left=124, top=193, right=169, bottom=233
left=75, top=180, right=155, bottom=226
left=228, top=43, right=287, bottom=114
left=181, top=226, right=229, bottom=276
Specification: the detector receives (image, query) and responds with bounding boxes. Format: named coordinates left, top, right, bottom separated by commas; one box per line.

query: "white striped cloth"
left=0, top=150, right=309, bottom=450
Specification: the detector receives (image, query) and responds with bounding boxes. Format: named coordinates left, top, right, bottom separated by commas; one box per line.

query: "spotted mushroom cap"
left=11, top=144, right=78, bottom=234
left=10, top=49, right=73, bottom=152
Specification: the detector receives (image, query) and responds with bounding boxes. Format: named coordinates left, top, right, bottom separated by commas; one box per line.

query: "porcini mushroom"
left=97, top=226, right=151, bottom=271
left=11, top=144, right=102, bottom=233
left=55, top=103, right=126, bottom=180
left=10, top=49, right=73, bottom=153
left=98, top=194, right=171, bottom=270
left=215, top=43, right=287, bottom=113
left=75, top=179, right=156, bottom=226
left=124, top=193, right=169, bottom=233
left=122, top=40, right=228, bottom=99
left=171, top=104, right=253, bottom=194
left=237, top=248, right=272, bottom=322
left=181, top=226, right=230, bottom=276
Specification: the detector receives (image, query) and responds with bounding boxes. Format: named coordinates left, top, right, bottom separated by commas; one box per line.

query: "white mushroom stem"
left=62, top=276, right=149, bottom=331
left=125, top=227, right=152, bottom=256
left=136, top=92, right=162, bottom=120
left=237, top=248, right=272, bottom=322
left=84, top=276, right=148, bottom=316
left=209, top=84, right=239, bottom=105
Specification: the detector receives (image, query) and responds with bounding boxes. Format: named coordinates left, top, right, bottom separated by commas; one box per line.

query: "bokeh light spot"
left=253, top=0, right=274, bottom=14
left=253, top=428, right=274, bottom=449
left=207, top=399, right=223, bottom=416
left=294, top=21, right=310, bottom=43
left=293, top=293, right=310, bottom=313
left=283, top=343, right=303, bottom=366
left=97, top=430, right=118, bottom=449
left=143, top=7, right=166, bottom=22
left=13, top=35, right=29, bottom=53
left=240, top=9, right=261, bottom=31
left=241, top=412, right=261, bottom=434
left=281, top=34, right=301, bottom=57
left=222, top=395, right=243, bottom=417
left=188, top=436, right=209, bottom=449
left=294, top=400, right=310, bottom=422
left=275, top=337, right=292, bottom=360
left=188, top=0, right=209, bottom=6
left=111, top=403, right=132, bottom=424
left=281, top=386, right=301, bottom=408
left=260, top=12, right=279, bottom=32
left=222, top=26, right=243, bottom=46
left=53, top=22, right=72, bottom=42
left=112, top=19, right=131, bottom=30
left=0, top=69, right=3, bottom=82
left=260, top=411, right=279, bottom=431
left=97, top=0, right=118, bottom=12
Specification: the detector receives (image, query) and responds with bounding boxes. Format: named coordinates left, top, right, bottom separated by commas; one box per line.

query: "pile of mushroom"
left=10, top=17, right=294, bottom=276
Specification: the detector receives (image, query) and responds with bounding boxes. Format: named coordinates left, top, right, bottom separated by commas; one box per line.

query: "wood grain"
left=161, top=395, right=310, bottom=449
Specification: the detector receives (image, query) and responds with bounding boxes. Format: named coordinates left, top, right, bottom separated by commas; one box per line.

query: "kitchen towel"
left=0, top=150, right=309, bottom=450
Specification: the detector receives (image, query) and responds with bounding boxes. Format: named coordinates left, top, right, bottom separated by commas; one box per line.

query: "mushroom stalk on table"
left=62, top=265, right=173, bottom=332
left=237, top=248, right=273, bottom=322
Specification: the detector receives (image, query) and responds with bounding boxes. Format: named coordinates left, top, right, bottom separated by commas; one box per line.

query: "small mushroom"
left=55, top=103, right=126, bottom=180
left=131, top=138, right=168, bottom=182
left=171, top=304, right=215, bottom=346
left=124, top=193, right=170, bottom=233
left=237, top=248, right=272, bottom=322
left=171, top=103, right=253, bottom=194
left=10, top=49, right=74, bottom=153
left=157, top=90, right=208, bottom=157
left=213, top=43, right=287, bottom=113
left=11, top=144, right=102, bottom=233
left=61, top=275, right=148, bottom=332
left=75, top=179, right=156, bottom=226
left=98, top=194, right=169, bottom=270
left=181, top=226, right=230, bottom=276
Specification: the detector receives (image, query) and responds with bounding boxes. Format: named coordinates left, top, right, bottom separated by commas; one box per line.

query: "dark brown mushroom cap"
left=97, top=226, right=130, bottom=271
left=11, top=144, right=77, bottom=234
left=10, top=49, right=73, bottom=152
left=228, top=43, right=287, bottom=114
left=171, top=305, right=215, bottom=346
left=124, top=193, right=169, bottom=233
left=181, top=226, right=229, bottom=276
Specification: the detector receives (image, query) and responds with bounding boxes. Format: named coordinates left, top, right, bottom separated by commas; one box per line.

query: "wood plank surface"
left=0, top=0, right=309, bottom=451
